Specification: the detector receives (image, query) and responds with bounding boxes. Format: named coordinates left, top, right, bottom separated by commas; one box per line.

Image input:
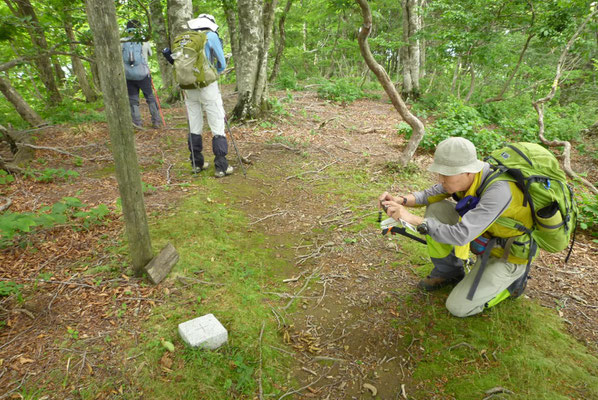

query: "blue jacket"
left=205, top=31, right=226, bottom=74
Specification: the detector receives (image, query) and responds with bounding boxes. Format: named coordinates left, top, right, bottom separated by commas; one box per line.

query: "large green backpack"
left=478, top=142, right=577, bottom=256
left=172, top=31, right=218, bottom=89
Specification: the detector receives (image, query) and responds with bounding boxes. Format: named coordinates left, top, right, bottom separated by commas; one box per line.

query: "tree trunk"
left=232, top=0, right=278, bottom=120
left=464, top=63, right=475, bottom=103
left=253, top=0, right=278, bottom=105
left=0, top=75, right=44, bottom=126
left=149, top=0, right=174, bottom=92
left=84, top=0, right=154, bottom=275
left=64, top=17, right=98, bottom=102
left=5, top=0, right=62, bottom=104
left=356, top=0, right=425, bottom=166
left=533, top=6, right=598, bottom=195
left=269, top=0, right=293, bottom=82
left=400, top=0, right=421, bottom=99
left=223, top=0, right=240, bottom=72
left=167, top=0, right=193, bottom=46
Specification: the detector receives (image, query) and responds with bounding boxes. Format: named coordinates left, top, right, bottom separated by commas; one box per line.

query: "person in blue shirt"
left=164, top=14, right=232, bottom=177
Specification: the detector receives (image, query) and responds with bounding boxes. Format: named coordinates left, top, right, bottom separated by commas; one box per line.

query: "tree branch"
left=355, top=0, right=425, bottom=166
left=532, top=6, right=598, bottom=195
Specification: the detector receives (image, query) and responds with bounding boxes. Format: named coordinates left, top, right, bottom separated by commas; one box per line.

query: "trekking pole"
left=150, top=75, right=166, bottom=126
left=224, top=116, right=247, bottom=177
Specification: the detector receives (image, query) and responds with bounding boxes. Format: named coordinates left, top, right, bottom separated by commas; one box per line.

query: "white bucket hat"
left=188, top=13, right=219, bottom=32
left=428, top=137, right=484, bottom=176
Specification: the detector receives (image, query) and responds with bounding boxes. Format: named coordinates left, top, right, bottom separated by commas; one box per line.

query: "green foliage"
left=0, top=198, right=110, bottom=248
left=0, top=281, right=23, bottom=302
left=317, top=78, right=379, bottom=104
left=578, top=193, right=598, bottom=237
left=274, top=72, right=299, bottom=90
left=415, top=98, right=506, bottom=154
left=0, top=170, right=15, bottom=185
left=23, top=168, right=79, bottom=183
left=42, top=98, right=106, bottom=125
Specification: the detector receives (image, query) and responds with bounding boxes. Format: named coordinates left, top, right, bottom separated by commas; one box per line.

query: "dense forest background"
left=2, top=0, right=597, bottom=231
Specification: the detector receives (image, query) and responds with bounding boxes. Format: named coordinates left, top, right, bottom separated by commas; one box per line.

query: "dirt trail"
left=1, top=86, right=596, bottom=399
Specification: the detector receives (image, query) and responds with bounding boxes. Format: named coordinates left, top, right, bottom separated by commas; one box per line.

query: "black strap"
left=564, top=222, right=577, bottom=263
left=467, top=237, right=498, bottom=301
left=386, top=227, right=427, bottom=245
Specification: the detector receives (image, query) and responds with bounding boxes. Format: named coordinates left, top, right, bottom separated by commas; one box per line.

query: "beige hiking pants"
left=426, top=201, right=527, bottom=317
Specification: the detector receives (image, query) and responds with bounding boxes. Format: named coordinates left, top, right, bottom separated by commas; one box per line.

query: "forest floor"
left=1, top=85, right=597, bottom=399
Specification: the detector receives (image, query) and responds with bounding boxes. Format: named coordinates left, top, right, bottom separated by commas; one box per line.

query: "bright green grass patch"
left=128, top=177, right=294, bottom=399
left=404, top=294, right=598, bottom=399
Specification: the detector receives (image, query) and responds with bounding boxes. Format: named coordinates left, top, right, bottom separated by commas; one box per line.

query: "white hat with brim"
left=188, top=15, right=219, bottom=32
left=427, top=137, right=485, bottom=176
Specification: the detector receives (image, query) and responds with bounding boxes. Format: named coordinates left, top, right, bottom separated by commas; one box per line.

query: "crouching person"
left=379, top=137, right=534, bottom=317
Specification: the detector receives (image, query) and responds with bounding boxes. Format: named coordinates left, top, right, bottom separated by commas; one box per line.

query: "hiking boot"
left=191, top=162, right=209, bottom=174
left=133, top=123, right=143, bottom=130
left=417, top=274, right=464, bottom=291
left=151, top=122, right=162, bottom=129
left=214, top=165, right=233, bottom=178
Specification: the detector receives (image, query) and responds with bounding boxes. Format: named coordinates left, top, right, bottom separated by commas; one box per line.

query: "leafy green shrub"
left=396, top=121, right=412, bottom=136
left=578, top=193, right=598, bottom=238
left=415, top=99, right=506, bottom=154
left=274, top=73, right=298, bottom=90
left=24, top=168, right=79, bottom=183
left=0, top=170, right=15, bottom=185
left=0, top=197, right=110, bottom=248
left=317, top=78, right=378, bottom=104
left=43, top=98, right=105, bottom=125
left=0, top=281, right=23, bottom=302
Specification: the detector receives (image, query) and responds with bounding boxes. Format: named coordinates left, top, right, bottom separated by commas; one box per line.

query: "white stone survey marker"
left=178, top=313, right=228, bottom=349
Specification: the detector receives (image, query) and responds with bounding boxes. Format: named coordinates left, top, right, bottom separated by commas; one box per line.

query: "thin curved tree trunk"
left=533, top=7, right=598, bottom=194
left=64, top=17, right=98, bottom=102
left=269, top=0, right=293, bottom=82
left=0, top=75, right=44, bottom=126
left=356, top=0, right=425, bottom=166
left=464, top=63, right=476, bottom=103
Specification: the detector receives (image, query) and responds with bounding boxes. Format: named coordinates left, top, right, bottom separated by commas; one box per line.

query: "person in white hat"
left=165, top=14, right=232, bottom=177
left=379, top=137, right=534, bottom=317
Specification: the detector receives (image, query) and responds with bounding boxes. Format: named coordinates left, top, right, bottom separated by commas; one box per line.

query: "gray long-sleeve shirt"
left=414, top=164, right=513, bottom=246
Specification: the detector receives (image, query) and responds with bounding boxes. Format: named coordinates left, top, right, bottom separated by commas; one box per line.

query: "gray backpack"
left=122, top=42, right=149, bottom=80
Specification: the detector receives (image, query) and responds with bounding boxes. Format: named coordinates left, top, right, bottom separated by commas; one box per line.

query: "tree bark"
left=5, top=0, right=62, bottom=104
left=84, top=0, right=155, bottom=275
left=0, top=75, right=44, bottom=126
left=356, top=0, right=425, bottom=166
left=269, top=0, right=294, bottom=82
left=64, top=17, right=98, bottom=102
left=464, top=63, right=476, bottom=103
left=401, top=0, right=421, bottom=99
left=149, top=0, right=174, bottom=92
left=533, top=7, right=598, bottom=195
left=167, top=0, right=193, bottom=46
left=223, top=0, right=240, bottom=73
left=232, top=0, right=278, bottom=120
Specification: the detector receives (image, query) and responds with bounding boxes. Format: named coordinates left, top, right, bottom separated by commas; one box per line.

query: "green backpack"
left=478, top=142, right=577, bottom=257
left=172, top=31, right=218, bottom=89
